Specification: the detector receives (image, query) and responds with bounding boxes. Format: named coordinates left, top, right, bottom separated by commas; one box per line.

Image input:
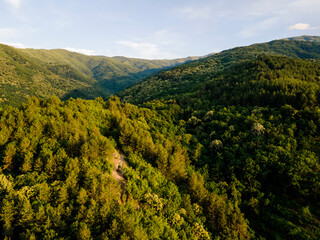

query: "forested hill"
left=116, top=37, right=320, bottom=239
left=0, top=96, right=253, bottom=239
left=1, top=37, right=320, bottom=239
left=1, top=96, right=320, bottom=239
left=0, top=43, right=199, bottom=106
left=118, top=39, right=320, bottom=104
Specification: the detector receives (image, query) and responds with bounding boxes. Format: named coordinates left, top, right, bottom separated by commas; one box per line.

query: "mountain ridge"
left=1, top=35, right=319, bottom=107
left=118, top=37, right=320, bottom=104
left=0, top=43, right=200, bottom=106
left=117, top=35, right=320, bottom=239
left=1, top=36, right=320, bottom=239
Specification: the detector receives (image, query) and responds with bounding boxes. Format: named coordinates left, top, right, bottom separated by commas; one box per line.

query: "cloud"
left=0, top=28, right=23, bottom=48
left=4, top=0, right=23, bottom=8
left=1, top=42, right=26, bottom=48
left=287, top=23, right=315, bottom=30
left=117, top=40, right=177, bottom=59
left=64, top=47, right=96, bottom=55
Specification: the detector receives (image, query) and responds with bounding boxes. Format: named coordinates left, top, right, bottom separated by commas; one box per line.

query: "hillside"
left=118, top=39, right=320, bottom=104
left=117, top=38, right=320, bottom=239
left=1, top=37, right=320, bottom=239
left=1, top=96, right=320, bottom=239
left=121, top=55, right=320, bottom=109
left=0, top=44, right=198, bottom=106
left=0, top=96, right=251, bottom=239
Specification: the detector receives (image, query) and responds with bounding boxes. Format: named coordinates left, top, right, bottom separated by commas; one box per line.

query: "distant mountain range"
left=1, top=36, right=320, bottom=107
left=0, top=44, right=200, bottom=106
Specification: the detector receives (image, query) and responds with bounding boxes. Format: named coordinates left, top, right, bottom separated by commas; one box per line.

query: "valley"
left=0, top=44, right=199, bottom=106
left=0, top=36, right=320, bottom=239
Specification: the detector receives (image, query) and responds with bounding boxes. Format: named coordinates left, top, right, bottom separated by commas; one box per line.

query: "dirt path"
left=110, top=150, right=127, bottom=190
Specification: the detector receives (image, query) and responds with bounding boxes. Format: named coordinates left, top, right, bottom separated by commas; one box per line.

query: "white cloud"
left=10, top=42, right=25, bottom=48
left=287, top=23, right=314, bottom=30
left=0, top=28, right=23, bottom=48
left=0, top=42, right=26, bottom=48
left=117, top=40, right=177, bottom=59
left=4, top=0, right=23, bottom=8
left=64, top=47, right=96, bottom=55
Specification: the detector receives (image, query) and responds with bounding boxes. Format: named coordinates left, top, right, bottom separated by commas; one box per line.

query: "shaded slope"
left=118, top=39, right=320, bottom=104
left=116, top=37, right=320, bottom=239
left=196, top=55, right=320, bottom=108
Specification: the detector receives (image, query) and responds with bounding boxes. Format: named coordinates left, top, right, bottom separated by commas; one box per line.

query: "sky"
left=0, top=0, right=319, bottom=59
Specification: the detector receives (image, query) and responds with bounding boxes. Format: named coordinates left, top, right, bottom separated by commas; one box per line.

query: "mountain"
left=117, top=37, right=320, bottom=239
left=1, top=36, right=320, bottom=240
left=0, top=97, right=194, bottom=239
left=0, top=96, right=253, bottom=239
left=0, top=43, right=199, bottom=106
left=118, top=38, right=320, bottom=104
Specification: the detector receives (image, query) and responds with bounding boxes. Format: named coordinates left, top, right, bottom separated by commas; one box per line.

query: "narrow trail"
left=110, top=150, right=127, bottom=191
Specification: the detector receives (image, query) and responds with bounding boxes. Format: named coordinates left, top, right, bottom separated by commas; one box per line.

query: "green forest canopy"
left=1, top=37, right=320, bottom=239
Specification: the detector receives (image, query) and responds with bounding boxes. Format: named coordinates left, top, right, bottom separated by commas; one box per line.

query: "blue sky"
left=0, top=0, right=319, bottom=59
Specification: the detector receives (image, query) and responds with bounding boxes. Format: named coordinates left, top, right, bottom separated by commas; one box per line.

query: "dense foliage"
left=0, top=44, right=197, bottom=107
left=117, top=38, right=320, bottom=239
left=0, top=97, right=252, bottom=239
left=119, top=39, right=320, bottom=104
left=1, top=37, right=320, bottom=239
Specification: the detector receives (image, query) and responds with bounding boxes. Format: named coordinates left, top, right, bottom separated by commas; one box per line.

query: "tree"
left=0, top=198, right=15, bottom=238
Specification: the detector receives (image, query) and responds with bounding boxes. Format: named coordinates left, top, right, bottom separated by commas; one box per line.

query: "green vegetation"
left=119, top=39, right=320, bottom=104
left=116, top=38, right=320, bottom=239
left=1, top=37, right=320, bottom=239
left=0, top=96, right=250, bottom=239
left=0, top=44, right=198, bottom=107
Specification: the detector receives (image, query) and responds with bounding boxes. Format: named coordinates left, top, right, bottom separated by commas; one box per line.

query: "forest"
left=1, top=38, right=320, bottom=239
left=0, top=43, right=197, bottom=107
